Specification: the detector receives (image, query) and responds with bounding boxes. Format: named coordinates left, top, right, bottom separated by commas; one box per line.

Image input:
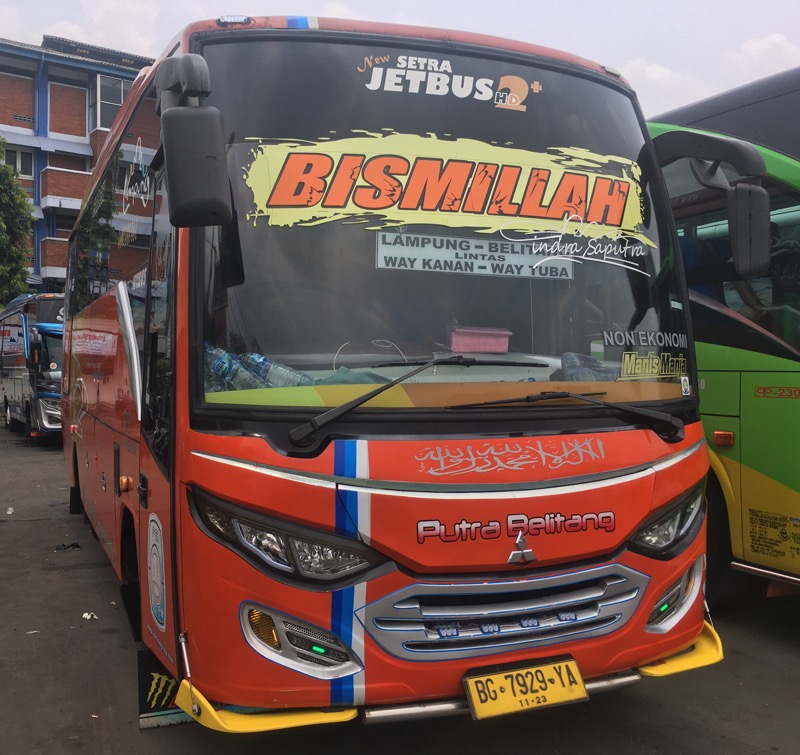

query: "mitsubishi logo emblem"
left=507, top=532, right=535, bottom=565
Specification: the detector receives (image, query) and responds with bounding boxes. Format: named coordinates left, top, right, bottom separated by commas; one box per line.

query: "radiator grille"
left=357, top=563, right=648, bottom=661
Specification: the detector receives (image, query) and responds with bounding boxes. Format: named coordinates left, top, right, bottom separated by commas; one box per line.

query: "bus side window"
left=142, top=172, right=174, bottom=472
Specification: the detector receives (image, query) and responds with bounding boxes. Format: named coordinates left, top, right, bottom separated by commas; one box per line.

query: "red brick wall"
left=0, top=73, right=34, bottom=128
left=41, top=238, right=68, bottom=269
left=41, top=168, right=90, bottom=200
left=49, top=153, right=88, bottom=171
left=18, top=177, right=34, bottom=199
left=122, top=105, right=160, bottom=150
left=50, top=83, right=87, bottom=136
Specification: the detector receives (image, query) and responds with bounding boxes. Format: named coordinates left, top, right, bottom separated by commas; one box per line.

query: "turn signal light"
left=247, top=609, right=281, bottom=650
left=712, top=431, right=735, bottom=447
left=118, top=476, right=135, bottom=493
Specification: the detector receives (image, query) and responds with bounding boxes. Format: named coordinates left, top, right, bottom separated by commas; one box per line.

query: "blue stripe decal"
left=331, top=440, right=359, bottom=704
left=330, top=588, right=355, bottom=704
left=334, top=440, right=359, bottom=538
left=287, top=16, right=309, bottom=28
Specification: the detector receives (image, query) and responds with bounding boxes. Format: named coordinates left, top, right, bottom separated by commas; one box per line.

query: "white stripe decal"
left=190, top=451, right=336, bottom=488
left=191, top=438, right=704, bottom=500
left=350, top=580, right=368, bottom=706
left=340, top=467, right=655, bottom=500
left=356, top=440, right=371, bottom=545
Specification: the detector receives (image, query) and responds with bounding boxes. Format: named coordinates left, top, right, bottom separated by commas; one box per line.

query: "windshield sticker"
left=357, top=53, right=541, bottom=113
left=603, top=330, right=688, bottom=349
left=415, top=438, right=605, bottom=477
left=377, top=232, right=573, bottom=279
left=618, top=351, right=687, bottom=381
left=243, top=133, right=651, bottom=255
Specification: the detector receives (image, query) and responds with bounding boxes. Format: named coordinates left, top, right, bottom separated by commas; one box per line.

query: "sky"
left=2, top=0, right=800, bottom=116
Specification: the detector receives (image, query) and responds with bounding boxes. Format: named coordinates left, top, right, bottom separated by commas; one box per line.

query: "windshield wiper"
left=288, top=355, right=478, bottom=447
left=371, top=358, right=549, bottom=368
left=447, top=390, right=685, bottom=443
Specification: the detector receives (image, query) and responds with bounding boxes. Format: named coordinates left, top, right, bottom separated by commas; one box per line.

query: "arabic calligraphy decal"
left=415, top=438, right=605, bottom=476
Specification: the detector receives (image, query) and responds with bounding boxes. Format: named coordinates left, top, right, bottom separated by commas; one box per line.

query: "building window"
left=3, top=148, right=34, bottom=177
left=89, top=75, right=132, bottom=130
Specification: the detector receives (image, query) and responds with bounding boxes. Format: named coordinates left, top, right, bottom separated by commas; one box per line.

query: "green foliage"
left=0, top=136, right=34, bottom=305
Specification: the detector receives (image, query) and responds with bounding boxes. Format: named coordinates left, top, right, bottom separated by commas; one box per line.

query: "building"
left=0, top=35, right=155, bottom=293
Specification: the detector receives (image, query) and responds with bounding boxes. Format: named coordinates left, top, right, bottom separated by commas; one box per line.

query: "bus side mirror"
left=651, top=129, right=771, bottom=279
left=728, top=182, right=771, bottom=277
left=155, top=54, right=232, bottom=228
left=28, top=339, right=41, bottom=370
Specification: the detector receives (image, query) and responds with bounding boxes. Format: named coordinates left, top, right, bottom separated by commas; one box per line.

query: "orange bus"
left=63, top=16, right=769, bottom=733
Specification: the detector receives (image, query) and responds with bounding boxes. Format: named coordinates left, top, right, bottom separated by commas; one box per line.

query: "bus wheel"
left=5, top=401, right=21, bottom=432
left=69, top=455, right=84, bottom=515
left=120, top=512, right=141, bottom=642
left=705, top=475, right=763, bottom=610
left=24, top=405, right=32, bottom=437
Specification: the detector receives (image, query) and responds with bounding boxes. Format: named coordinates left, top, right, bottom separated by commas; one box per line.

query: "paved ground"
left=2, top=425, right=800, bottom=754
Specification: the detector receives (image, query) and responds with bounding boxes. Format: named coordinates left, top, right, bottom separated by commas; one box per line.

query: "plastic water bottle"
left=203, top=347, right=229, bottom=393
left=242, top=353, right=314, bottom=387
left=205, top=344, right=268, bottom=390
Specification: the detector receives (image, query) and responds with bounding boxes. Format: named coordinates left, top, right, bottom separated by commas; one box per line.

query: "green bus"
left=649, top=67, right=800, bottom=602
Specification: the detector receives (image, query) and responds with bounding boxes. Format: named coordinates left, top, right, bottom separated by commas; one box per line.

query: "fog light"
left=645, top=556, right=703, bottom=633
left=241, top=603, right=363, bottom=680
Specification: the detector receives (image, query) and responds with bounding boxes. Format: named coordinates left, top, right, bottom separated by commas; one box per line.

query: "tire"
left=69, top=473, right=84, bottom=515
left=24, top=405, right=32, bottom=438
left=5, top=402, right=21, bottom=432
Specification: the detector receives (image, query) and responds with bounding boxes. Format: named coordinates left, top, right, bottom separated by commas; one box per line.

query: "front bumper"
left=173, top=620, right=722, bottom=732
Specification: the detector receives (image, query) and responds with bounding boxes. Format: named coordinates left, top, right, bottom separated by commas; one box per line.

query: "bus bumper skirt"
left=174, top=680, right=357, bottom=733
left=638, top=620, right=723, bottom=677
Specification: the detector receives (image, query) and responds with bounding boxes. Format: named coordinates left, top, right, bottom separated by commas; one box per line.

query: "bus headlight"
left=630, top=483, right=705, bottom=558
left=191, top=487, right=386, bottom=584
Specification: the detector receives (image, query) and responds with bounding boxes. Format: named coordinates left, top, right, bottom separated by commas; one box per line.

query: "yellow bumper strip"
left=638, top=620, right=723, bottom=678
left=175, top=680, right=358, bottom=733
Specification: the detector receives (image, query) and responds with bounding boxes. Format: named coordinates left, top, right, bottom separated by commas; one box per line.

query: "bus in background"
left=1, top=292, right=64, bottom=438
left=63, top=16, right=768, bottom=733
left=649, top=66, right=800, bottom=603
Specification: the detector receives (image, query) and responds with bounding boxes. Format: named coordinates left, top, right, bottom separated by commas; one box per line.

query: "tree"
left=0, top=136, right=34, bottom=306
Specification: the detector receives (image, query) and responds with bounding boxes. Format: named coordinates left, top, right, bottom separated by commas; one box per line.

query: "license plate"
left=463, top=658, right=588, bottom=720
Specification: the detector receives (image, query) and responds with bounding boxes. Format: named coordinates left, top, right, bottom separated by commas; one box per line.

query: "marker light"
left=217, top=16, right=252, bottom=26
left=712, top=431, right=735, bottom=447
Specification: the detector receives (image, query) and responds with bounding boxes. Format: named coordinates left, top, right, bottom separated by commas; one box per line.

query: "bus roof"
left=167, top=16, right=619, bottom=80
left=651, top=67, right=800, bottom=161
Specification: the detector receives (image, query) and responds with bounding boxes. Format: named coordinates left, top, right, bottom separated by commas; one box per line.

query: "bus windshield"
left=198, top=37, right=691, bottom=409
left=42, top=333, right=64, bottom=372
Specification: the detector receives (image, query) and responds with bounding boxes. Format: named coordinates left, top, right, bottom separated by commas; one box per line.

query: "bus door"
left=137, top=172, right=181, bottom=678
